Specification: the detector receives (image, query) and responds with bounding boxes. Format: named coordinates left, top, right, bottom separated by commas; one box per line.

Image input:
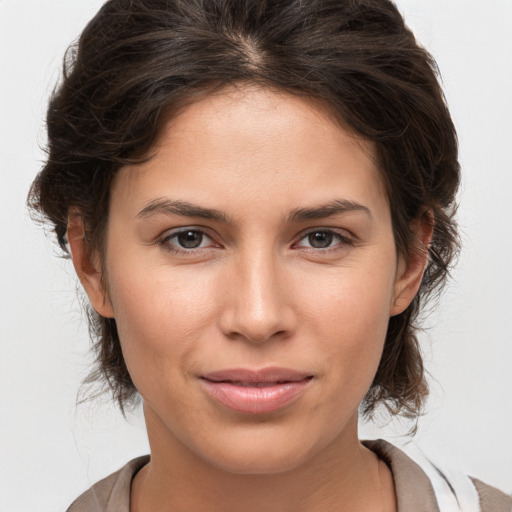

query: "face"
left=76, top=86, right=421, bottom=475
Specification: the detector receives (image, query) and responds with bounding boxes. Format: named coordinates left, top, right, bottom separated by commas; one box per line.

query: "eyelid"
left=157, top=226, right=220, bottom=253
left=154, top=225, right=356, bottom=254
left=293, top=227, right=355, bottom=249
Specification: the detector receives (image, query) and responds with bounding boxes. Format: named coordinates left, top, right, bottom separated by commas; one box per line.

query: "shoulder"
left=66, top=455, right=149, bottom=512
left=472, top=478, right=512, bottom=512
left=365, top=439, right=512, bottom=512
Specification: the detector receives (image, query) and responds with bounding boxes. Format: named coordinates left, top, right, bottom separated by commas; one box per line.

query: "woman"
left=27, top=0, right=511, bottom=510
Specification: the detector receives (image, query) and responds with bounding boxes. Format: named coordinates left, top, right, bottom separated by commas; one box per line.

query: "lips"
left=200, top=367, right=313, bottom=414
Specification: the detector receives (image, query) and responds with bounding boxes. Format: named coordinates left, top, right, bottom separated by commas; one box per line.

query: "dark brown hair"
left=28, top=0, right=460, bottom=420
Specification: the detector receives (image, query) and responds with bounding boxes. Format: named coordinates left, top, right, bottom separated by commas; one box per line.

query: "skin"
left=69, top=85, right=431, bottom=512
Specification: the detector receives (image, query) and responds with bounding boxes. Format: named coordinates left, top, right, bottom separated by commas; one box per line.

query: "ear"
left=67, top=211, right=114, bottom=318
left=390, top=212, right=434, bottom=317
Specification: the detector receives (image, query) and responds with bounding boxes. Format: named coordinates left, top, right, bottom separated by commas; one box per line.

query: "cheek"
left=105, top=265, right=217, bottom=384
left=298, top=264, right=395, bottom=388
left=301, top=260, right=395, bottom=334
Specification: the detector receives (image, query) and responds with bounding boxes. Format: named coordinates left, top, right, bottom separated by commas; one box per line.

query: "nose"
left=218, top=249, right=296, bottom=344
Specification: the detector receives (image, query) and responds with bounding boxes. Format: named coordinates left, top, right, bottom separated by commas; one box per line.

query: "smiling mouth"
left=200, top=368, right=314, bottom=414
left=208, top=380, right=309, bottom=387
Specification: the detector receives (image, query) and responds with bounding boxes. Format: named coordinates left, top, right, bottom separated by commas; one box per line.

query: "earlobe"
left=67, top=212, right=114, bottom=318
left=390, top=213, right=434, bottom=317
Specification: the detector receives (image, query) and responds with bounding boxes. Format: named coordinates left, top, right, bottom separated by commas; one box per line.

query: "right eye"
left=158, top=228, right=216, bottom=253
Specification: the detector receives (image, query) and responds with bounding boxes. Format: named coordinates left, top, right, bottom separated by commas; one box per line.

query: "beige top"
left=66, top=440, right=512, bottom=512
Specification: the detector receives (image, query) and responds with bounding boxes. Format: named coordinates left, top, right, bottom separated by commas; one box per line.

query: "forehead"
left=111, top=85, right=388, bottom=219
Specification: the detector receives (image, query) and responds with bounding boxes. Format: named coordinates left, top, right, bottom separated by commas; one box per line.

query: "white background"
left=1, top=1, right=511, bottom=510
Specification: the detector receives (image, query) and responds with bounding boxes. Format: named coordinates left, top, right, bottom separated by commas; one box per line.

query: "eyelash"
left=158, top=228, right=218, bottom=255
left=293, top=229, right=355, bottom=252
left=157, top=227, right=355, bottom=255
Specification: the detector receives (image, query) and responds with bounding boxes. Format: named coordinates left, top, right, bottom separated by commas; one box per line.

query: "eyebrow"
left=288, top=200, right=372, bottom=222
left=137, top=197, right=371, bottom=223
left=137, top=198, right=231, bottom=223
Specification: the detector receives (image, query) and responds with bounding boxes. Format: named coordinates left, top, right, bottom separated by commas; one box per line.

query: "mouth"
left=200, top=367, right=314, bottom=414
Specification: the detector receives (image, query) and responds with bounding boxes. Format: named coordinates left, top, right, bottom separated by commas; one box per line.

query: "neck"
left=131, top=406, right=396, bottom=512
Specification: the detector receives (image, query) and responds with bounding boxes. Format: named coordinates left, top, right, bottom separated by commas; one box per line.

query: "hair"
left=28, top=0, right=459, bottom=420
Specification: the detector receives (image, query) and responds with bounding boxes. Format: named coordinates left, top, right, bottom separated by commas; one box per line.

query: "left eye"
left=160, top=229, right=214, bottom=251
left=295, top=230, right=350, bottom=249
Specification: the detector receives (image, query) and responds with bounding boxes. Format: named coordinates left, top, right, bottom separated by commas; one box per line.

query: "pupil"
left=309, top=231, right=333, bottom=248
left=178, top=231, right=202, bottom=248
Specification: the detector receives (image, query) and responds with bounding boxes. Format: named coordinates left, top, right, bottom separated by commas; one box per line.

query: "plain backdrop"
left=1, top=1, right=511, bottom=510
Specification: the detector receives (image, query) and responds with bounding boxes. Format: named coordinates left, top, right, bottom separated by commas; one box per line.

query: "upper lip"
left=201, top=367, right=313, bottom=383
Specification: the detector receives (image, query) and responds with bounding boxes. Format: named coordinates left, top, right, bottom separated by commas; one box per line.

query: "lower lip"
left=200, top=378, right=312, bottom=414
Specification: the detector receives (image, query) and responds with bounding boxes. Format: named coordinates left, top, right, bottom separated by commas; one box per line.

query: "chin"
left=193, top=425, right=332, bottom=476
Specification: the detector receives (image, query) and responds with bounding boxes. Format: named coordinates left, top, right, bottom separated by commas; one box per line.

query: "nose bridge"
left=220, top=243, right=293, bottom=343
